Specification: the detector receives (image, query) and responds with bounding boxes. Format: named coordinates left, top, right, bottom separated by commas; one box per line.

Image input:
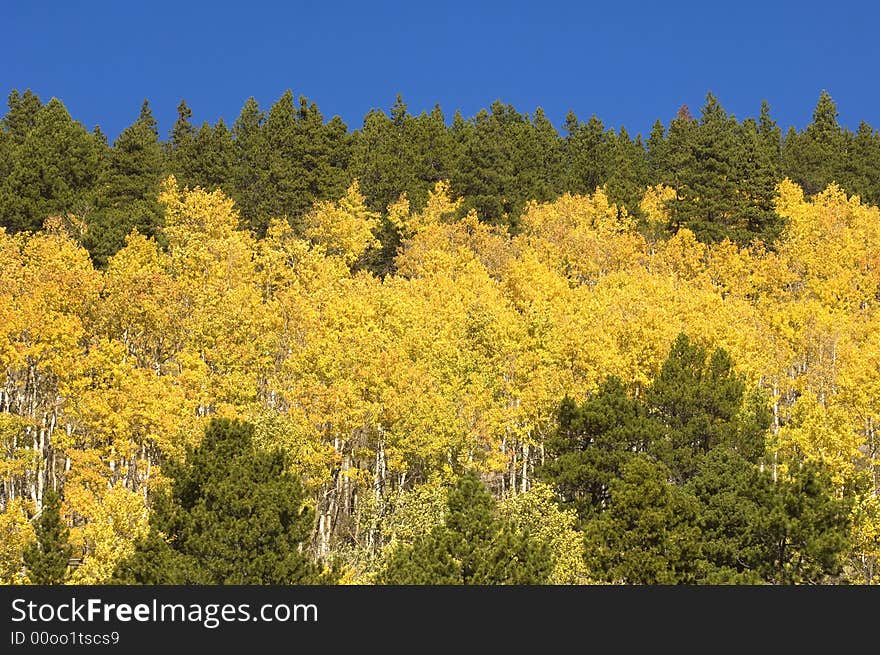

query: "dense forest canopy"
left=3, top=88, right=880, bottom=266
left=0, top=88, right=878, bottom=585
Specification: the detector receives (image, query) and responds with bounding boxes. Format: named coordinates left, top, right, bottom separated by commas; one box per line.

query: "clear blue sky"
left=5, top=1, right=879, bottom=141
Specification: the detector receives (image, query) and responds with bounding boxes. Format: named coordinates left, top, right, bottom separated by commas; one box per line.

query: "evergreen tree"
left=452, top=100, right=534, bottom=229
left=538, top=379, right=660, bottom=525
left=686, top=448, right=776, bottom=583
left=761, top=463, right=852, bottom=584
left=738, top=114, right=784, bottom=245
left=783, top=90, right=847, bottom=197
left=113, top=418, right=331, bottom=584
left=415, top=104, right=457, bottom=194
left=659, top=94, right=783, bottom=245
left=195, top=120, right=235, bottom=190
left=23, top=490, right=71, bottom=585
left=757, top=100, right=783, bottom=168
left=564, top=112, right=610, bottom=195
left=662, top=103, right=698, bottom=232
left=85, top=99, right=165, bottom=267
left=170, top=99, right=195, bottom=151
left=667, top=93, right=743, bottom=243
left=229, top=96, right=267, bottom=233
left=258, top=89, right=302, bottom=231
left=604, top=126, right=649, bottom=217
left=686, top=448, right=851, bottom=584
left=289, top=95, right=347, bottom=222
left=232, top=90, right=350, bottom=236
left=527, top=107, right=565, bottom=203
left=352, top=95, right=417, bottom=215
left=2, top=89, right=42, bottom=145
left=583, top=457, right=704, bottom=584
left=380, top=472, right=551, bottom=584
left=647, top=333, right=768, bottom=480
left=842, top=121, right=880, bottom=205
left=167, top=99, right=196, bottom=186
left=646, top=118, right=667, bottom=181
left=1, top=97, right=106, bottom=234
left=540, top=333, right=850, bottom=584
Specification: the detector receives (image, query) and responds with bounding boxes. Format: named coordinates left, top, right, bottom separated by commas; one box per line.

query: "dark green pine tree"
left=538, top=330, right=851, bottom=584
left=732, top=110, right=784, bottom=246
left=645, top=118, right=667, bottom=182
left=604, top=126, right=649, bottom=218
left=170, top=99, right=195, bottom=151
left=667, top=93, right=746, bottom=243
left=0, top=90, right=42, bottom=218
left=236, top=90, right=350, bottom=237
left=92, top=125, right=109, bottom=148
left=841, top=121, right=880, bottom=206
left=228, top=97, right=267, bottom=233
left=356, top=99, right=458, bottom=275
left=413, top=104, right=457, bottom=196
left=452, top=101, right=534, bottom=230
left=255, top=89, right=302, bottom=233
left=760, top=463, right=852, bottom=584
left=169, top=104, right=235, bottom=195
left=113, top=418, right=332, bottom=584
left=538, top=378, right=661, bottom=525
left=166, top=99, right=196, bottom=185
left=526, top=107, right=566, bottom=204
left=583, top=457, right=705, bottom=584
left=661, top=103, right=698, bottom=233
left=293, top=94, right=351, bottom=214
left=23, top=490, right=72, bottom=585
left=85, top=99, right=165, bottom=267
left=583, top=445, right=851, bottom=585
left=0, top=128, right=10, bottom=212
left=687, top=447, right=851, bottom=584
left=757, top=100, right=783, bottom=171
left=783, top=90, right=847, bottom=197
left=325, top=113, right=354, bottom=192
left=379, top=471, right=552, bottom=584
left=539, top=333, right=769, bottom=516
left=646, top=333, right=768, bottom=480
left=563, top=112, right=610, bottom=196
left=1, top=97, right=106, bottom=234
left=685, top=447, right=776, bottom=583
left=539, top=332, right=850, bottom=584
left=189, top=119, right=235, bottom=191
left=2, top=89, right=43, bottom=145
left=351, top=94, right=416, bottom=216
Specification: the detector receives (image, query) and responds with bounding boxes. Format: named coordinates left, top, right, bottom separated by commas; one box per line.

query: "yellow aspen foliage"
left=501, top=483, right=590, bottom=584
left=391, top=180, right=461, bottom=239
left=386, top=193, right=411, bottom=234
left=3, top=174, right=880, bottom=581
left=304, top=180, right=380, bottom=265
left=777, top=180, right=880, bottom=313
left=518, top=189, right=644, bottom=285
left=639, top=184, right=677, bottom=241
left=850, top=493, right=880, bottom=580
left=0, top=498, right=35, bottom=584
left=655, top=227, right=707, bottom=284
left=161, top=176, right=243, bottom=256
left=396, top=208, right=509, bottom=281
left=68, top=484, right=149, bottom=584
left=100, top=232, right=184, bottom=371
left=775, top=391, right=865, bottom=484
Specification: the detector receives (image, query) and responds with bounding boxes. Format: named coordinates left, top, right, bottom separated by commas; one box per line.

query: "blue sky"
left=5, top=1, right=879, bottom=140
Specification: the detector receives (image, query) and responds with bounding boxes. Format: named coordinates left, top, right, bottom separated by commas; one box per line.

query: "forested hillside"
left=1, top=89, right=878, bottom=584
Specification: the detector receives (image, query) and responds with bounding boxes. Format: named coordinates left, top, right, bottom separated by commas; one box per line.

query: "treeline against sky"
left=2, top=88, right=880, bottom=270
left=1, top=89, right=879, bottom=585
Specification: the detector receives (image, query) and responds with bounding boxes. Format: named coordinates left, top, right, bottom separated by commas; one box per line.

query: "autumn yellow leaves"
left=0, top=176, right=878, bottom=581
